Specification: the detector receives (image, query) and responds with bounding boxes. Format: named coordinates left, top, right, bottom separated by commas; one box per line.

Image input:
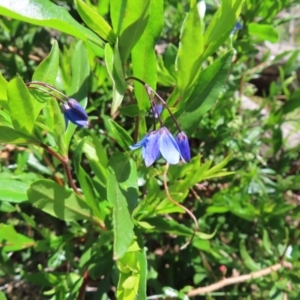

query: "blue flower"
left=62, top=99, right=88, bottom=127
left=176, top=131, right=191, bottom=162
left=231, top=21, right=243, bottom=35
left=151, top=104, right=164, bottom=118
left=130, top=127, right=181, bottom=167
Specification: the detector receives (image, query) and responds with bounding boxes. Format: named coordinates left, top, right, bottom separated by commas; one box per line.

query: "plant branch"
left=163, top=163, right=198, bottom=249
left=77, top=269, right=89, bottom=300
left=187, top=261, right=292, bottom=297
left=38, top=143, right=82, bottom=196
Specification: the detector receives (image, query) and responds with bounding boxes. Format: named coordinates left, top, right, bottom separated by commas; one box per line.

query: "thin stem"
left=145, top=84, right=182, bottom=132
left=77, top=269, right=89, bottom=300
left=26, top=81, right=69, bottom=100
left=148, top=91, right=163, bottom=128
left=38, top=143, right=82, bottom=196
left=27, top=86, right=64, bottom=103
left=163, top=163, right=198, bottom=250
left=187, top=261, right=292, bottom=297
left=125, top=76, right=182, bottom=132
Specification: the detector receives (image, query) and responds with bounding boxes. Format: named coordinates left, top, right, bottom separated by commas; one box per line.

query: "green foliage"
left=1, top=0, right=300, bottom=299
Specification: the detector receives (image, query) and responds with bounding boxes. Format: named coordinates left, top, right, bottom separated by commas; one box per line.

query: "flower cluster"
left=130, top=127, right=190, bottom=167
left=128, top=82, right=191, bottom=167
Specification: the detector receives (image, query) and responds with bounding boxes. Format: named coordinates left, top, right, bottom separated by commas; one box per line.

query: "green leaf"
left=0, top=0, right=104, bottom=47
left=203, top=0, right=244, bottom=58
left=136, top=248, right=147, bottom=300
left=262, top=229, right=273, bottom=255
left=176, top=2, right=203, bottom=98
left=32, top=41, right=59, bottom=85
left=64, top=41, right=90, bottom=149
left=131, top=0, right=163, bottom=111
left=48, top=98, right=67, bottom=156
left=106, top=118, right=133, bottom=150
left=110, top=0, right=150, bottom=63
left=196, top=229, right=217, bottom=240
left=75, top=0, right=116, bottom=44
left=0, top=179, right=29, bottom=203
left=27, top=180, right=94, bottom=222
left=119, top=104, right=141, bottom=117
left=0, top=224, right=35, bottom=252
left=73, top=138, right=103, bottom=221
left=144, top=217, right=193, bottom=236
left=240, top=240, right=260, bottom=271
left=175, top=51, right=233, bottom=133
left=248, top=23, right=279, bottom=43
left=0, top=71, right=7, bottom=109
left=7, top=75, right=35, bottom=135
left=0, top=126, right=37, bottom=144
left=282, top=88, right=300, bottom=115
left=104, top=43, right=128, bottom=115
left=0, top=290, right=8, bottom=300
left=204, top=154, right=233, bottom=178
left=107, top=153, right=138, bottom=259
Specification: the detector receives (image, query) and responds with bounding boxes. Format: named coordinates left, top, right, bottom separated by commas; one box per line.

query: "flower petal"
left=176, top=131, right=191, bottom=162
left=159, top=127, right=180, bottom=165
left=144, top=131, right=160, bottom=167
left=129, top=135, right=148, bottom=150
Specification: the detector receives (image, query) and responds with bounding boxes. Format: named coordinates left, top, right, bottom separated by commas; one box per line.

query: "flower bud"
left=62, top=99, right=88, bottom=128
left=176, top=131, right=191, bottom=162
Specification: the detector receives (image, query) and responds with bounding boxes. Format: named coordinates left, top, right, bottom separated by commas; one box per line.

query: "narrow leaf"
left=132, top=0, right=163, bottom=111
left=176, top=2, right=203, bottom=97
left=73, top=138, right=103, bottom=221
left=7, top=75, right=35, bottom=135
left=106, top=118, right=133, bottom=150
left=65, top=41, right=90, bottom=149
left=110, top=0, right=150, bottom=63
left=33, top=41, right=59, bottom=85
left=240, top=240, right=260, bottom=271
left=175, top=51, right=233, bottom=133
left=75, top=0, right=116, bottom=44
left=104, top=43, right=127, bottom=115
left=203, top=0, right=244, bottom=58
left=0, top=71, right=7, bottom=109
left=107, top=153, right=138, bottom=259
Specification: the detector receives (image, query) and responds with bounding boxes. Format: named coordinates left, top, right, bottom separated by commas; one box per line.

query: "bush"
left=0, top=0, right=300, bottom=299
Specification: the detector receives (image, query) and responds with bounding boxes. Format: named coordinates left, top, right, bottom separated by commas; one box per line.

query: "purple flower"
left=176, top=131, right=191, bottom=162
left=151, top=104, right=164, bottom=118
left=130, top=127, right=181, bottom=167
left=231, top=22, right=243, bottom=35
left=62, top=99, right=88, bottom=127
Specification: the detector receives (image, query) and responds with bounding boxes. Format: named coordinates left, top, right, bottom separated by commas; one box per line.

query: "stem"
left=26, top=81, right=69, bottom=100
left=125, top=76, right=182, bottom=132
left=27, top=86, right=64, bottom=103
left=77, top=269, right=89, bottom=300
left=145, top=84, right=182, bottom=132
left=163, top=163, right=198, bottom=250
left=38, top=143, right=82, bottom=196
left=187, top=261, right=292, bottom=297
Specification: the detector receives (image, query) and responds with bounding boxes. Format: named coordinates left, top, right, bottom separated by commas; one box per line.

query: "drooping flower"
left=176, top=131, right=191, bottom=162
left=130, top=127, right=181, bottom=167
left=62, top=98, right=88, bottom=127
